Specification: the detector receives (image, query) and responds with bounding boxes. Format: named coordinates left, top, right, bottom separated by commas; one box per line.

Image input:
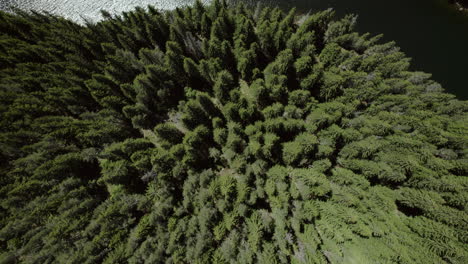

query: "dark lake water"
left=257, top=0, right=468, bottom=99
left=1, top=0, right=467, bottom=99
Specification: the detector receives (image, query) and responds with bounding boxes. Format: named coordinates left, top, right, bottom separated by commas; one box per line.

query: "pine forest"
left=0, top=1, right=467, bottom=263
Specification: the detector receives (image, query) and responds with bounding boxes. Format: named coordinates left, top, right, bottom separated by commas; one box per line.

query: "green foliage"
left=0, top=3, right=467, bottom=264
left=213, top=70, right=236, bottom=104
left=154, top=123, right=184, bottom=145
left=283, top=133, right=318, bottom=166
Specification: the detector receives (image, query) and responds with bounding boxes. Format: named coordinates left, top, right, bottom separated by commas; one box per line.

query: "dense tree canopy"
left=0, top=1, right=467, bottom=263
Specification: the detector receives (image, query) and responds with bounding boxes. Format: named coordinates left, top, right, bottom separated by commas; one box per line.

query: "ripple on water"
left=0, top=0, right=212, bottom=22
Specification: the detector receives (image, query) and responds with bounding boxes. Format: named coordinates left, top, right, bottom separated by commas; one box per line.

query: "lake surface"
left=1, top=0, right=467, bottom=99
left=0, top=1, right=211, bottom=21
